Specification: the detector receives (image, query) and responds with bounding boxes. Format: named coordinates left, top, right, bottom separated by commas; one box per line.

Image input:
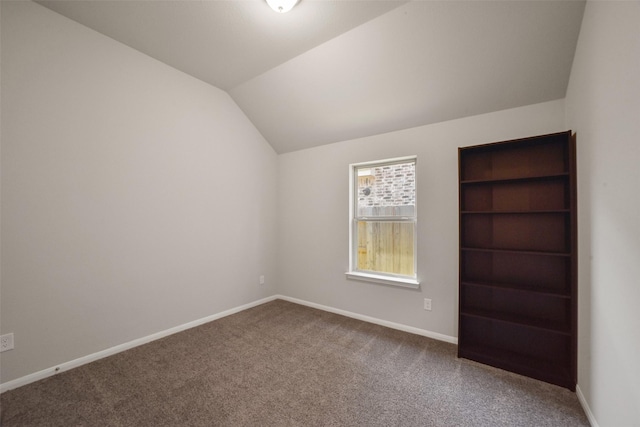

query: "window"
left=346, top=156, right=418, bottom=288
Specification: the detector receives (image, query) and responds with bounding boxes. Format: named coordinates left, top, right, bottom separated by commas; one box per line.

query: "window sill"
left=345, top=272, right=420, bottom=289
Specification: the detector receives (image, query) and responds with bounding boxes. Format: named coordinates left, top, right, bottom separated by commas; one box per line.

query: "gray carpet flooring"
left=0, top=299, right=589, bottom=426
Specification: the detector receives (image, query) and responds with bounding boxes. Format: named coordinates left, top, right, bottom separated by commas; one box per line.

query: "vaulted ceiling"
left=37, top=0, right=586, bottom=153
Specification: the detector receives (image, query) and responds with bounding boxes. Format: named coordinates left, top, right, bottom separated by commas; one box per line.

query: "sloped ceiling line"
left=36, top=0, right=586, bottom=153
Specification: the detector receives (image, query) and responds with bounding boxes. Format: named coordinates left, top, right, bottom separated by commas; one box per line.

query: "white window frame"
left=346, top=156, right=419, bottom=289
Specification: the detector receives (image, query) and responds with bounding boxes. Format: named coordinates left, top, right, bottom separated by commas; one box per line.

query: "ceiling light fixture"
left=266, top=0, right=299, bottom=13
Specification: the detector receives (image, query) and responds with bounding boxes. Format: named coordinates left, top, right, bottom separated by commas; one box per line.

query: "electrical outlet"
left=1, top=333, right=14, bottom=352
left=259, top=275, right=265, bottom=285
left=423, top=298, right=432, bottom=311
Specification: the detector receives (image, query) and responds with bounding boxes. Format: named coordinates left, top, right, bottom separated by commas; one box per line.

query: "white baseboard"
left=276, top=295, right=458, bottom=344
left=1, top=294, right=457, bottom=393
left=0, top=295, right=278, bottom=393
left=576, top=384, right=599, bottom=427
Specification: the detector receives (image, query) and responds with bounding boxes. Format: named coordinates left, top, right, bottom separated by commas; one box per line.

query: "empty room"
left=1, top=0, right=638, bottom=426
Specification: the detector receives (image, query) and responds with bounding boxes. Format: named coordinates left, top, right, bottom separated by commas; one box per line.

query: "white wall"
left=277, top=100, right=566, bottom=339
left=0, top=1, right=278, bottom=383
left=565, top=1, right=640, bottom=426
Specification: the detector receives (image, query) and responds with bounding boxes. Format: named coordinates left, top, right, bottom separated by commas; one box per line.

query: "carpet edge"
left=275, top=295, right=458, bottom=345
left=0, top=295, right=279, bottom=393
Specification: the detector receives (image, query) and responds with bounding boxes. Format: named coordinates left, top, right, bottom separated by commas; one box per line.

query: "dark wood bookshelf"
left=458, top=131, right=577, bottom=391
